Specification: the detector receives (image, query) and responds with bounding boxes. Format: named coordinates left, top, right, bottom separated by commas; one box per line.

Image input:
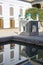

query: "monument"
left=26, top=20, right=38, bottom=36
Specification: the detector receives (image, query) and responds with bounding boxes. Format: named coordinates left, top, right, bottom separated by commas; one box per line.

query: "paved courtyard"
left=0, top=28, right=43, bottom=38
left=0, top=28, right=19, bottom=37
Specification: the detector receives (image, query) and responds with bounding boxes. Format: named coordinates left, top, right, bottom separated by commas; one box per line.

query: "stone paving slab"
left=0, top=28, right=19, bottom=37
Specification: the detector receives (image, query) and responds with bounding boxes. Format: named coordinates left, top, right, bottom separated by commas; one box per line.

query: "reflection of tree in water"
left=38, top=50, right=43, bottom=59
left=25, top=46, right=38, bottom=57
left=21, top=46, right=38, bottom=57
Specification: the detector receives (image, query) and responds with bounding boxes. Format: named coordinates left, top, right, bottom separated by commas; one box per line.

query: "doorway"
left=0, top=19, right=3, bottom=29
left=10, top=19, right=15, bottom=28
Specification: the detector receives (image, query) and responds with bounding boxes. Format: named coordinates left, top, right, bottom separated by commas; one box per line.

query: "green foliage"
left=25, top=8, right=43, bottom=22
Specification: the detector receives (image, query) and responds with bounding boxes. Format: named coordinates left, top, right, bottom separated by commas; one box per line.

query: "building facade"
left=0, top=1, right=32, bottom=65
left=0, top=0, right=32, bottom=29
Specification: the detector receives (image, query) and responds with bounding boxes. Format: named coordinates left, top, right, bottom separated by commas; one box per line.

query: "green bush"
left=25, top=8, right=43, bottom=22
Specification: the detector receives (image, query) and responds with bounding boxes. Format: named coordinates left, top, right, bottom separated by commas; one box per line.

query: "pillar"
left=36, top=14, right=39, bottom=21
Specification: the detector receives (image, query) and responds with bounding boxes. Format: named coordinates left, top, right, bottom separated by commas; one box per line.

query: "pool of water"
left=0, top=43, right=43, bottom=65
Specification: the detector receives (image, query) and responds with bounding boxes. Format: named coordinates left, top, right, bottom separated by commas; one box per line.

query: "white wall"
left=0, top=0, right=32, bottom=28
left=3, top=2, right=10, bottom=28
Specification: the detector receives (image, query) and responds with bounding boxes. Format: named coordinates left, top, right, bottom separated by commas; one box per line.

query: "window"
left=23, top=26, right=25, bottom=31
left=0, top=54, right=3, bottom=63
left=10, top=7, right=14, bottom=16
left=0, top=5, right=2, bottom=15
left=20, top=9, right=23, bottom=16
left=10, top=51, right=14, bottom=59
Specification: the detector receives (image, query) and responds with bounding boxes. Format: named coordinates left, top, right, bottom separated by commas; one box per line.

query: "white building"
left=0, top=0, right=32, bottom=29
left=0, top=0, right=32, bottom=65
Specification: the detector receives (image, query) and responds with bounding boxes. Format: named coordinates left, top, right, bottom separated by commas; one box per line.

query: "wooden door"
left=10, top=19, right=15, bottom=28
left=0, top=19, right=3, bottom=29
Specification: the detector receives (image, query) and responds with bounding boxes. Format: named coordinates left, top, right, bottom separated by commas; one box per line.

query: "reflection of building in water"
left=0, top=44, right=28, bottom=65
left=0, top=45, right=4, bottom=52
left=10, top=44, right=15, bottom=49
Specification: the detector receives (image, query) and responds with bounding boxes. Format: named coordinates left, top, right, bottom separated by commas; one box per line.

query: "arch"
left=20, top=8, right=23, bottom=16
left=32, top=25, right=36, bottom=32
left=10, top=7, right=14, bottom=16
left=0, top=5, right=2, bottom=15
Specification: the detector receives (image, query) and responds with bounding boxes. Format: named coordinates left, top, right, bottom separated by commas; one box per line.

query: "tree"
left=25, top=8, right=43, bottom=22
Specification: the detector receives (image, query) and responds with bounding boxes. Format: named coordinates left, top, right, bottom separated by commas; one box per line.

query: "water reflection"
left=0, top=43, right=28, bottom=65
left=0, top=46, right=4, bottom=52
left=0, top=43, right=43, bottom=65
left=10, top=44, right=15, bottom=49
left=10, top=51, right=14, bottom=59
left=0, top=54, right=3, bottom=63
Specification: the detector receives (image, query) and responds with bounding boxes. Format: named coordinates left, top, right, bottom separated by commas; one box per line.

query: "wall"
left=0, top=0, right=32, bottom=28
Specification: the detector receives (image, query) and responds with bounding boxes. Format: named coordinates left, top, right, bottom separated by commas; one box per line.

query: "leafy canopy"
left=25, top=8, right=43, bottom=22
